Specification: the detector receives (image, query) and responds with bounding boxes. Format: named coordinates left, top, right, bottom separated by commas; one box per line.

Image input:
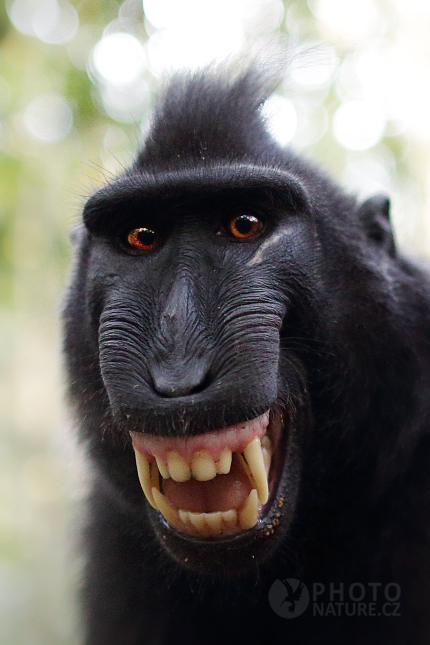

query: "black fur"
left=64, top=66, right=430, bottom=644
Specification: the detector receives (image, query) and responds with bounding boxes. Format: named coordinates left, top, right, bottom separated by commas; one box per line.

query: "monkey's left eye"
left=127, top=227, right=161, bottom=252
left=226, top=214, right=264, bottom=240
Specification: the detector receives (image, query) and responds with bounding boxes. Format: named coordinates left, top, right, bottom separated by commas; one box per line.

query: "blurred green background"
left=1, top=0, right=430, bottom=642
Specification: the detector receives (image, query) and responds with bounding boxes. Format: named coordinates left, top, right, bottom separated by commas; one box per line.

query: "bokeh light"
left=333, top=100, right=386, bottom=151
left=23, top=94, right=73, bottom=142
left=145, top=0, right=244, bottom=72
left=7, top=0, right=78, bottom=44
left=91, top=32, right=146, bottom=85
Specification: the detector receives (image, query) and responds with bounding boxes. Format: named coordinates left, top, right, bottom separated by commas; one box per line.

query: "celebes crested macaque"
left=64, top=67, right=430, bottom=644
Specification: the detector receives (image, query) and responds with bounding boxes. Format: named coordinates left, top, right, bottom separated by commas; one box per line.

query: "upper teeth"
left=132, top=427, right=272, bottom=538
left=146, top=438, right=268, bottom=504
left=157, top=448, right=233, bottom=482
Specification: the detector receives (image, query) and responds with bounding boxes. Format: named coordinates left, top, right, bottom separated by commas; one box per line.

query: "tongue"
left=162, top=454, right=251, bottom=513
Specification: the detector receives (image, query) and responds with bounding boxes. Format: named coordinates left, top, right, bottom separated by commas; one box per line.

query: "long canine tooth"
left=188, top=512, right=211, bottom=535
left=238, top=489, right=259, bottom=530
left=152, top=488, right=182, bottom=529
left=133, top=449, right=158, bottom=509
left=167, top=451, right=191, bottom=482
left=191, top=451, right=217, bottom=481
left=204, top=511, right=223, bottom=534
left=155, top=455, right=169, bottom=479
left=243, top=438, right=269, bottom=504
left=221, top=509, right=238, bottom=526
left=215, top=448, right=232, bottom=474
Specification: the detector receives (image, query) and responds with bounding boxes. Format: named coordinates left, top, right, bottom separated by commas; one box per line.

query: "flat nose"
left=150, top=362, right=210, bottom=398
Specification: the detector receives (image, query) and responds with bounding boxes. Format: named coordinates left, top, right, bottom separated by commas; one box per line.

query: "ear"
left=357, top=194, right=396, bottom=258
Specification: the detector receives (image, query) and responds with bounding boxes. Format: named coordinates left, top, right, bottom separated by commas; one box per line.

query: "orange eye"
left=127, top=227, right=160, bottom=252
left=227, top=214, right=264, bottom=240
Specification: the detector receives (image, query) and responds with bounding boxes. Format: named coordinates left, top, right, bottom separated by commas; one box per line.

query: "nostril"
left=150, top=364, right=212, bottom=398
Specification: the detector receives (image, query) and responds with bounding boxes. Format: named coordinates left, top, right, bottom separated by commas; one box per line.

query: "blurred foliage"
left=0, top=0, right=430, bottom=642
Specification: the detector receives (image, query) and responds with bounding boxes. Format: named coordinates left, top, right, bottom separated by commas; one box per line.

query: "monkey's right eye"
left=127, top=227, right=161, bottom=252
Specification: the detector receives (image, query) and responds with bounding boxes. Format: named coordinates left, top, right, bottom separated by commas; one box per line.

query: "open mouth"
left=130, top=410, right=285, bottom=539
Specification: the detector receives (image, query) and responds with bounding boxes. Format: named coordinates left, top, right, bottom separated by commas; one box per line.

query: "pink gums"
left=130, top=412, right=269, bottom=462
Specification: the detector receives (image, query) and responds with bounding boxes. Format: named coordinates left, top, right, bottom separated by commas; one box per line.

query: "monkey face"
left=66, top=154, right=403, bottom=577
left=65, top=164, right=325, bottom=572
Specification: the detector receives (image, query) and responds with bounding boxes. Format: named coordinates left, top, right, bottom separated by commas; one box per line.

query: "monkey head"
left=64, top=68, right=414, bottom=577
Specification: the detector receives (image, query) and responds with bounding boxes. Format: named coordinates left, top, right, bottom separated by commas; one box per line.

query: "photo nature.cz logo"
left=269, top=579, right=401, bottom=619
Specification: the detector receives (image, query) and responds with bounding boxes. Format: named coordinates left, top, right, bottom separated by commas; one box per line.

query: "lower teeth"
left=154, top=484, right=259, bottom=536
